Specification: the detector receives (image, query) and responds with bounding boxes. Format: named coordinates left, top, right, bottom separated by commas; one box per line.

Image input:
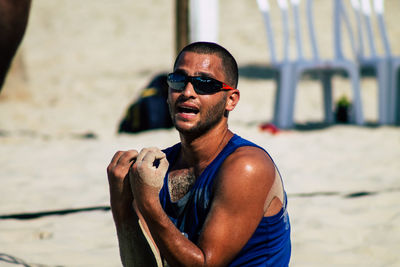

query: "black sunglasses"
left=167, top=72, right=235, bottom=95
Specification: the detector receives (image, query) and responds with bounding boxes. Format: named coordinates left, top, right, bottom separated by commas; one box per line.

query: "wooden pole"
left=175, top=0, right=189, bottom=56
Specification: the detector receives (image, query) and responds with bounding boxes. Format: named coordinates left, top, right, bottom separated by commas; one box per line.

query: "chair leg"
left=273, top=63, right=295, bottom=129
left=321, top=71, right=334, bottom=124
left=347, top=65, right=364, bottom=125
left=286, top=64, right=299, bottom=128
left=396, top=69, right=400, bottom=125
left=389, top=60, right=400, bottom=125
left=376, top=59, right=390, bottom=124
left=273, top=74, right=282, bottom=125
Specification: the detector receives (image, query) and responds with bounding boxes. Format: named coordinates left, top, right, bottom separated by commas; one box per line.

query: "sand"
left=0, top=0, right=399, bottom=266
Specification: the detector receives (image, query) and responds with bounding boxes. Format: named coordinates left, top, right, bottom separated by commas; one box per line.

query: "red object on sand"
left=259, top=123, right=280, bottom=134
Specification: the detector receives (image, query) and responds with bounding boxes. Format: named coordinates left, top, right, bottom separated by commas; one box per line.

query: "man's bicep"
left=196, top=198, right=262, bottom=265
left=196, top=150, right=275, bottom=265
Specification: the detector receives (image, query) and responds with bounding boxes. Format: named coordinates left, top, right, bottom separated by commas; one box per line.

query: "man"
left=107, top=42, right=291, bottom=266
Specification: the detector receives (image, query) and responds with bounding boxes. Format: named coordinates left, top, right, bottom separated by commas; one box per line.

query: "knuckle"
left=106, top=165, right=113, bottom=173
left=114, top=169, right=126, bottom=179
left=140, top=147, right=149, bottom=154
left=140, top=147, right=158, bottom=153
left=108, top=164, right=125, bottom=177
left=127, top=149, right=138, bottom=155
left=137, top=163, right=149, bottom=174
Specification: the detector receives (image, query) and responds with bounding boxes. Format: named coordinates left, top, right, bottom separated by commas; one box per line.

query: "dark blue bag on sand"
left=118, top=74, right=173, bottom=133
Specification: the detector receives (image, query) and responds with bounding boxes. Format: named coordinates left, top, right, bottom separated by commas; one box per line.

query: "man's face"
left=167, top=51, right=229, bottom=136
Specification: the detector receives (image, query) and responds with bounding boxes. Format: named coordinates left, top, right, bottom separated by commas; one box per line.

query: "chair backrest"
left=372, top=0, right=392, bottom=57
left=256, top=0, right=291, bottom=63
left=335, top=0, right=358, bottom=60
left=303, top=0, right=318, bottom=61
left=350, top=0, right=392, bottom=59
left=294, top=0, right=357, bottom=61
left=350, top=0, right=365, bottom=58
left=278, top=0, right=291, bottom=62
left=256, top=0, right=277, bottom=64
left=290, top=0, right=321, bottom=61
left=292, top=0, right=305, bottom=61
left=257, top=0, right=358, bottom=63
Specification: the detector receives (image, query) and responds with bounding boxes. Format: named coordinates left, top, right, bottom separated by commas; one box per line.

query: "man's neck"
left=178, top=123, right=233, bottom=176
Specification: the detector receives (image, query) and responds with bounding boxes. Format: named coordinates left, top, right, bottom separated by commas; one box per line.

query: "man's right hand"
left=107, top=150, right=139, bottom=222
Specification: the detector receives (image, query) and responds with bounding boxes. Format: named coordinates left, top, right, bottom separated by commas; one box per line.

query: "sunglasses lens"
left=192, top=77, right=222, bottom=94
left=167, top=73, right=224, bottom=94
left=167, top=73, right=186, bottom=90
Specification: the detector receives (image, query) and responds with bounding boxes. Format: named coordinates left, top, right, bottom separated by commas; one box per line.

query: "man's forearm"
left=108, top=149, right=165, bottom=266
left=112, top=202, right=137, bottom=266
left=137, top=195, right=205, bottom=267
left=112, top=202, right=163, bottom=267
left=117, top=220, right=139, bottom=266
left=129, top=148, right=205, bottom=266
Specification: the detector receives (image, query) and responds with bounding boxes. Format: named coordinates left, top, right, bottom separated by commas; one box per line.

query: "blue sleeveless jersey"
left=159, top=134, right=291, bottom=266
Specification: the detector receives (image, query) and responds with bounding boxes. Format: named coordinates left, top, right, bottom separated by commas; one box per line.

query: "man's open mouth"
left=177, top=105, right=199, bottom=114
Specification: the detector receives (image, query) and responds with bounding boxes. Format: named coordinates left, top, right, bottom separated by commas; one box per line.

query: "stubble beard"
left=170, top=95, right=227, bottom=138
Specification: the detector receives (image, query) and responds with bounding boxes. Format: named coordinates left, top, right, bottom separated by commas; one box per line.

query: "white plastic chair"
left=290, top=0, right=364, bottom=127
left=257, top=0, right=364, bottom=128
left=369, top=0, right=400, bottom=124
left=350, top=0, right=396, bottom=124
left=256, top=0, right=296, bottom=128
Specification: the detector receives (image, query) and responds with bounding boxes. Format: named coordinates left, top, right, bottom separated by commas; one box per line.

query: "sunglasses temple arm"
left=222, top=83, right=235, bottom=90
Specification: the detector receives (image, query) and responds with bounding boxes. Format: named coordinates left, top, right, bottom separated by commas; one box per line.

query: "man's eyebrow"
left=173, top=69, right=217, bottom=79
left=173, top=69, right=187, bottom=75
left=174, top=69, right=189, bottom=76
left=193, top=71, right=217, bottom=79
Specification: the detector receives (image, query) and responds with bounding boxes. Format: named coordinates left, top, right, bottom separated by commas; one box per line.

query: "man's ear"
left=225, top=89, right=240, bottom=112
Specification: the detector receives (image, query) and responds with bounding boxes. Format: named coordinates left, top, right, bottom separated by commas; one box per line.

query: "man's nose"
left=181, top=81, right=197, bottom=97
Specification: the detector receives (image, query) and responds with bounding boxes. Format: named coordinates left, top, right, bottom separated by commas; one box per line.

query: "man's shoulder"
left=212, top=143, right=277, bottom=209
left=218, top=145, right=276, bottom=184
left=229, top=145, right=274, bottom=168
left=221, top=134, right=275, bottom=175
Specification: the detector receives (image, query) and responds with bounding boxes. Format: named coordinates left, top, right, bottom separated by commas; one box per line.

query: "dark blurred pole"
left=175, top=0, right=189, bottom=56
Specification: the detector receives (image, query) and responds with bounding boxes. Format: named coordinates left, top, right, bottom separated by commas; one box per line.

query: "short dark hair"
left=174, top=42, right=239, bottom=88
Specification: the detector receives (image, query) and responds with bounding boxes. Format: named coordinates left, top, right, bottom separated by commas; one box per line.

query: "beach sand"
left=0, top=0, right=399, bottom=266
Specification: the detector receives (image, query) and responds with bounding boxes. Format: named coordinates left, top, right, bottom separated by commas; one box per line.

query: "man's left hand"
left=129, top=147, right=169, bottom=199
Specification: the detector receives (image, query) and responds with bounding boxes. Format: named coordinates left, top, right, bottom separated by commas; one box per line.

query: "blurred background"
left=1, top=0, right=399, bottom=137
left=0, top=1, right=399, bottom=266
